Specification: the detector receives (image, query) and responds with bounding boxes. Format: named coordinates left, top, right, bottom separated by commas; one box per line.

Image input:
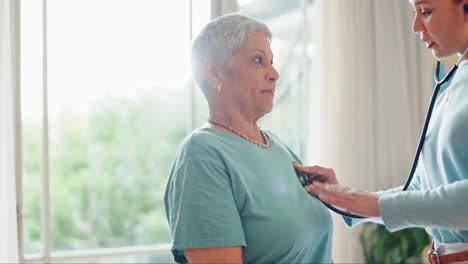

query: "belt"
left=428, top=242, right=468, bottom=264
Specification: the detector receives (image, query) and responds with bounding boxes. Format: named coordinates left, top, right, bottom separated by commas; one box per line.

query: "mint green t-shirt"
left=164, top=128, right=333, bottom=263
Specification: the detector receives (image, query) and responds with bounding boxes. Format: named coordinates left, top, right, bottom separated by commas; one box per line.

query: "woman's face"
left=410, top=0, right=468, bottom=58
left=219, top=31, right=279, bottom=118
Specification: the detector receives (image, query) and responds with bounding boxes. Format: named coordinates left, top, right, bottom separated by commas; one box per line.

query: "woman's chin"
left=432, top=50, right=445, bottom=59
left=263, top=104, right=274, bottom=115
left=254, top=100, right=274, bottom=117
left=432, top=49, right=456, bottom=60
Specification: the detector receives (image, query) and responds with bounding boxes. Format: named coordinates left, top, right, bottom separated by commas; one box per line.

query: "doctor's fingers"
left=292, top=163, right=338, bottom=184
left=292, top=163, right=331, bottom=176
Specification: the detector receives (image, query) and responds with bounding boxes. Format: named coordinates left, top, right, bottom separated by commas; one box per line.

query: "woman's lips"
left=426, top=41, right=435, bottom=49
left=261, top=90, right=275, bottom=95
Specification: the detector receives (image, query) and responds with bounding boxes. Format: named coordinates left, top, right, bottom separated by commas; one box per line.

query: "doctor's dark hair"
left=191, top=13, right=272, bottom=98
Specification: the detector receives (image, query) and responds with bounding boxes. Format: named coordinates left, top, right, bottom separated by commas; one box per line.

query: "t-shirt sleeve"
left=166, top=156, right=246, bottom=252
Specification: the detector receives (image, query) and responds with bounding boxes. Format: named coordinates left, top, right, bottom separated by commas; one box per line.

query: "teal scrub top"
left=164, top=128, right=333, bottom=263
left=345, top=60, right=468, bottom=244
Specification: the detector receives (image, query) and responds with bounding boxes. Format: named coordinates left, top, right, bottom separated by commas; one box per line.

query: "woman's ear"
left=204, top=59, right=222, bottom=89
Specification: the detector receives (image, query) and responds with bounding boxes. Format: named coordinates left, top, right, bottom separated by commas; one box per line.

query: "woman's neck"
left=208, top=110, right=264, bottom=141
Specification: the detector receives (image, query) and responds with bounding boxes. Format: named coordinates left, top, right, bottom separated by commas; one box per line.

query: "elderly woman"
left=164, top=13, right=333, bottom=264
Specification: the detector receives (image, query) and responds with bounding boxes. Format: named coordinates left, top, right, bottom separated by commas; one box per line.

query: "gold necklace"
left=208, top=119, right=269, bottom=148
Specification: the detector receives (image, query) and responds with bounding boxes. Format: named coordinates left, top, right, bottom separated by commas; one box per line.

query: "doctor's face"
left=409, top=0, right=468, bottom=59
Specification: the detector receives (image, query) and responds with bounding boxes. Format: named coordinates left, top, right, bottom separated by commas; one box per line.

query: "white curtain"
left=305, top=0, right=433, bottom=262
left=0, top=0, right=20, bottom=263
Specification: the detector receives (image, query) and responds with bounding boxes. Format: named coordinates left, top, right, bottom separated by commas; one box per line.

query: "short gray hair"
left=191, top=13, right=272, bottom=97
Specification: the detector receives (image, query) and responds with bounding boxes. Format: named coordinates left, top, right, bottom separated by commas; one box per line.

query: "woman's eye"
left=421, top=10, right=431, bottom=16
left=253, top=56, right=263, bottom=64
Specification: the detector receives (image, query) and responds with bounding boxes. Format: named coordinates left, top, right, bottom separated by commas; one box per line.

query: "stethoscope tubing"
left=319, top=47, right=468, bottom=219
left=402, top=63, right=458, bottom=191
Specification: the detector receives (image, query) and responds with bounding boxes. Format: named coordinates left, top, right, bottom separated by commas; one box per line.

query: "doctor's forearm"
left=379, top=179, right=468, bottom=232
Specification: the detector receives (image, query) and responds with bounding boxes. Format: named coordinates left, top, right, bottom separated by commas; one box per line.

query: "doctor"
left=295, top=0, right=468, bottom=263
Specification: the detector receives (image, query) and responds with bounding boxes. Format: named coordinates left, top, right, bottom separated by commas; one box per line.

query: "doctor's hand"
left=292, top=163, right=339, bottom=185
left=305, top=182, right=381, bottom=218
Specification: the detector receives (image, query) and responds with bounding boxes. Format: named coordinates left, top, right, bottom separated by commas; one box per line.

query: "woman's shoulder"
left=262, top=129, right=280, bottom=141
left=170, top=128, right=229, bottom=175
left=174, top=128, right=225, bottom=158
left=263, top=129, right=287, bottom=146
left=451, top=61, right=468, bottom=100
left=455, top=60, right=468, bottom=82
left=182, top=127, right=223, bottom=146
left=263, top=129, right=303, bottom=163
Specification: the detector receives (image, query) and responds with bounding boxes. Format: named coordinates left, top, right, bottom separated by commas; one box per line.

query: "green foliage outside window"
left=22, top=92, right=185, bottom=253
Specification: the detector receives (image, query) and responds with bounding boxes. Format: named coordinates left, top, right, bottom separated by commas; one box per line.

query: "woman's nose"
left=412, top=14, right=425, bottom=33
left=266, top=66, right=279, bottom=82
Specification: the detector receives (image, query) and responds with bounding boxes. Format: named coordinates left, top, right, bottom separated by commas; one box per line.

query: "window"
left=20, top=1, right=209, bottom=262
left=19, top=0, right=313, bottom=262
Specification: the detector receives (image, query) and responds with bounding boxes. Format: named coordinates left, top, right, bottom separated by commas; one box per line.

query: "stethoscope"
left=297, top=47, right=468, bottom=219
